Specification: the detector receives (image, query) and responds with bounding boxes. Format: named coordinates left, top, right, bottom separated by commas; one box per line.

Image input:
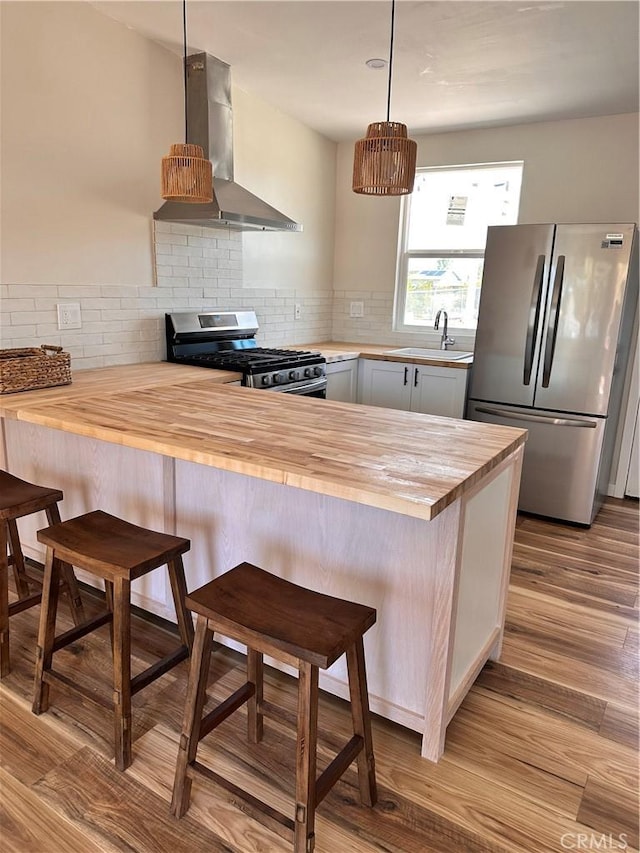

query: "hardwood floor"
left=1, top=497, right=637, bottom=852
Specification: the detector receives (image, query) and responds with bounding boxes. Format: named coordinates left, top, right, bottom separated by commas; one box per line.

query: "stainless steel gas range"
left=165, top=310, right=326, bottom=397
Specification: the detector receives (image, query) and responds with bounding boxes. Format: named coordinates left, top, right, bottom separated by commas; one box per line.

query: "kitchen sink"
left=386, top=348, right=473, bottom=360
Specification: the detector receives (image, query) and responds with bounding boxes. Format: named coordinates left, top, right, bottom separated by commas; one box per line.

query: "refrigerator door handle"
left=541, top=254, right=565, bottom=388
left=475, top=406, right=597, bottom=428
left=523, top=254, right=546, bottom=385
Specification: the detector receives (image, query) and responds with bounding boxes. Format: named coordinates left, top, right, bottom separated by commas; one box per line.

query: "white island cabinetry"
left=0, top=364, right=525, bottom=762
left=358, top=358, right=469, bottom=418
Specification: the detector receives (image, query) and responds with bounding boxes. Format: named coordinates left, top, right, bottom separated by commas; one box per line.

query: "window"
left=395, top=162, right=523, bottom=333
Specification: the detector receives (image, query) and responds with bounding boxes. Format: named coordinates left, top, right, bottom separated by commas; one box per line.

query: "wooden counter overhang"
left=0, top=363, right=526, bottom=522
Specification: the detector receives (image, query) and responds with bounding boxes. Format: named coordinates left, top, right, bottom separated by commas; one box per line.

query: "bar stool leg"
left=104, top=580, right=115, bottom=652
left=112, top=577, right=132, bottom=771
left=7, top=519, right=31, bottom=598
left=346, top=638, right=377, bottom=807
left=0, top=522, right=9, bottom=677
left=33, top=547, right=62, bottom=714
left=171, top=615, right=214, bottom=818
left=294, top=661, right=319, bottom=853
left=167, top=555, right=195, bottom=652
left=45, top=504, right=85, bottom=626
left=247, top=649, right=263, bottom=744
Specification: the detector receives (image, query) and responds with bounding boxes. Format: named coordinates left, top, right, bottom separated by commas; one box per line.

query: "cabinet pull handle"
left=414, top=367, right=419, bottom=387
left=403, top=366, right=408, bottom=386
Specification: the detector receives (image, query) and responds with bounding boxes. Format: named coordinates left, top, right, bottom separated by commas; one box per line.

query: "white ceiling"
left=91, top=1, right=639, bottom=142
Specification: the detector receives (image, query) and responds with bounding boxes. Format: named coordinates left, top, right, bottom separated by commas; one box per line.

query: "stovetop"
left=181, top=347, right=323, bottom=374
left=165, top=310, right=327, bottom=392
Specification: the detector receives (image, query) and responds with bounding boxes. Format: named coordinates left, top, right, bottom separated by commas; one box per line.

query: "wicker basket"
left=0, top=345, right=72, bottom=394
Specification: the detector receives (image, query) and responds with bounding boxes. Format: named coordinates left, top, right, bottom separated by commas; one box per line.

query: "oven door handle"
left=273, top=377, right=327, bottom=395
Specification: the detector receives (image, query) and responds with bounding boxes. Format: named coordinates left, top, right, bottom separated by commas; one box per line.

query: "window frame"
left=394, top=161, right=523, bottom=338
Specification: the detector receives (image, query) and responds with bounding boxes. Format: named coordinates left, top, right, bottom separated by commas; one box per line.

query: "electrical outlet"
left=349, top=301, right=364, bottom=318
left=57, top=302, right=82, bottom=330
left=294, top=303, right=302, bottom=320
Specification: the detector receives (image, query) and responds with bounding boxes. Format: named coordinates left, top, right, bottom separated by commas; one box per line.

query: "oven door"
left=273, top=377, right=327, bottom=398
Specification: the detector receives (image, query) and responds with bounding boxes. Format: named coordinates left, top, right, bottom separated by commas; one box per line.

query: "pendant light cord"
left=386, top=0, right=395, bottom=123
left=182, top=0, right=188, bottom=143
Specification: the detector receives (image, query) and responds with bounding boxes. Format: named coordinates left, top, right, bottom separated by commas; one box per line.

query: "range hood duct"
left=154, top=53, right=301, bottom=232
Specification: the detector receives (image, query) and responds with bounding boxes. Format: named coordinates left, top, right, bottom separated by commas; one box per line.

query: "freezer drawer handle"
left=541, top=254, right=565, bottom=388
left=475, top=406, right=597, bottom=428
left=523, top=254, right=546, bottom=385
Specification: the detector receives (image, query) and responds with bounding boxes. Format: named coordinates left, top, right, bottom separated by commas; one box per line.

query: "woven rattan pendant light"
left=352, top=0, right=417, bottom=196
left=161, top=0, right=213, bottom=203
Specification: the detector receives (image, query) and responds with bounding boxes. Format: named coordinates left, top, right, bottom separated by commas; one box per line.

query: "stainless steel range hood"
left=154, top=53, right=301, bottom=232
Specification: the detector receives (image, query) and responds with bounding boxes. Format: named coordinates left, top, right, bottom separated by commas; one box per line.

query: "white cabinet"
left=358, top=359, right=411, bottom=409
left=326, top=359, right=358, bottom=403
left=358, top=358, right=469, bottom=419
left=410, top=363, right=469, bottom=418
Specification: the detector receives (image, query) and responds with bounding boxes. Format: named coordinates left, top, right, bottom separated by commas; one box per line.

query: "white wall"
left=0, top=0, right=175, bottom=287
left=0, top=1, right=336, bottom=365
left=333, top=113, right=639, bottom=343
left=233, top=87, right=337, bottom=295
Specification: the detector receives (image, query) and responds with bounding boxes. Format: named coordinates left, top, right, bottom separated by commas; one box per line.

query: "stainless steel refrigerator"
left=466, top=223, right=638, bottom=525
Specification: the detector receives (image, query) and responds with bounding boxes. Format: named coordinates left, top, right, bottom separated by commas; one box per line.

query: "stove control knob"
left=272, top=372, right=284, bottom=384
left=303, top=367, right=313, bottom=379
left=261, top=375, right=271, bottom=387
left=313, top=365, right=324, bottom=377
left=289, top=370, right=300, bottom=381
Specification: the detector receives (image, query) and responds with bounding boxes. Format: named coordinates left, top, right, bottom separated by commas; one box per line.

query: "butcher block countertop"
left=299, top=342, right=474, bottom=369
left=0, top=362, right=240, bottom=413
left=0, top=363, right=524, bottom=521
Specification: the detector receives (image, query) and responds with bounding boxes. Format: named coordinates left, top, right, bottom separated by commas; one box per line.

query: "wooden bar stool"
left=32, top=509, right=194, bottom=770
left=171, top=562, right=377, bottom=853
left=0, top=469, right=85, bottom=678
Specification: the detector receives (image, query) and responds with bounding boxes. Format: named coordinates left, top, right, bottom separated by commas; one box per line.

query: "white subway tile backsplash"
left=57, top=285, right=100, bottom=298
left=120, top=297, right=157, bottom=310
left=171, top=265, right=198, bottom=278
left=101, top=285, right=142, bottom=297
left=7, top=285, right=58, bottom=298
left=2, top=223, right=336, bottom=368
left=1, top=335, right=46, bottom=348
left=35, top=324, right=65, bottom=337
left=170, top=223, right=204, bottom=237
left=155, top=231, right=186, bottom=245
left=81, top=320, right=126, bottom=333
left=4, top=298, right=36, bottom=312
left=172, top=245, right=203, bottom=258
left=11, top=311, right=53, bottom=325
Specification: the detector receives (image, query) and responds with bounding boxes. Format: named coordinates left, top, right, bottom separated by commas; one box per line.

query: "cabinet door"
left=411, top=365, right=469, bottom=418
left=357, top=359, right=411, bottom=410
left=326, top=360, right=358, bottom=403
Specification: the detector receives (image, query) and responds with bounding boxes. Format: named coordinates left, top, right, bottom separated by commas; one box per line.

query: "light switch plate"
left=350, top=301, right=364, bottom=318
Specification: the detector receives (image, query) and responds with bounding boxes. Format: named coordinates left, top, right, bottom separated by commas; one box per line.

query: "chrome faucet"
left=434, top=310, right=455, bottom=350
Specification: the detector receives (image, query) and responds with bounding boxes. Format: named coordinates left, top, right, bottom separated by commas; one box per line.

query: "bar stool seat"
left=32, top=509, right=194, bottom=770
left=0, top=469, right=85, bottom=678
left=171, top=562, right=377, bottom=853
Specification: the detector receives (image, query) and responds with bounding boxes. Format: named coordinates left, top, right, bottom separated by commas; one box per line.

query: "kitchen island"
left=0, top=363, right=526, bottom=761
